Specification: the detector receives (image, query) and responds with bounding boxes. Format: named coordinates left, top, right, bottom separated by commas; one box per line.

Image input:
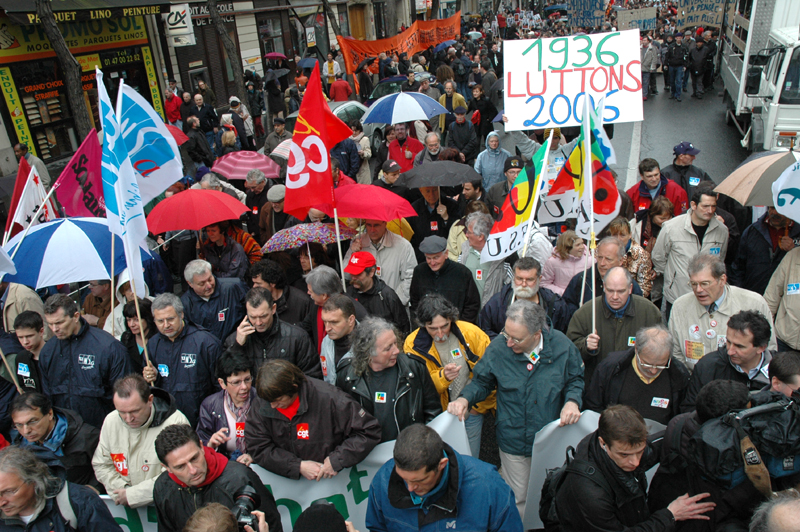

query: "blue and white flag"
left=118, top=83, right=182, bottom=204
left=97, top=68, right=148, bottom=296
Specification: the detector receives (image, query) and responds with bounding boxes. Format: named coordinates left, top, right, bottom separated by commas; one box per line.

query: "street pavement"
left=611, top=76, right=751, bottom=191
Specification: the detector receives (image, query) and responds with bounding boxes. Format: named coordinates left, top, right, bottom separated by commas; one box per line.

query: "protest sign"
left=54, top=132, right=105, bottom=218
left=676, top=0, right=730, bottom=30
left=617, top=7, right=657, bottom=31
left=503, top=30, right=643, bottom=130
left=104, top=412, right=470, bottom=532
left=522, top=411, right=666, bottom=529
left=568, top=0, right=604, bottom=28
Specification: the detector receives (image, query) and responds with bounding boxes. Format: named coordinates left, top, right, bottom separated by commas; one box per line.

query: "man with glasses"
left=668, top=254, right=775, bottom=370
left=448, top=300, right=584, bottom=518
left=197, top=351, right=256, bottom=463
left=567, top=267, right=662, bottom=388
left=584, top=326, right=689, bottom=425
left=681, top=310, right=774, bottom=412
left=480, top=257, right=559, bottom=339
left=225, top=287, right=320, bottom=379
left=93, top=374, right=188, bottom=508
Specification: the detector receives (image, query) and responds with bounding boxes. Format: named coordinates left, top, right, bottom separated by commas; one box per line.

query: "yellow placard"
left=76, top=53, right=101, bottom=71
left=141, top=46, right=165, bottom=121
left=0, top=67, right=35, bottom=156
left=684, top=340, right=705, bottom=361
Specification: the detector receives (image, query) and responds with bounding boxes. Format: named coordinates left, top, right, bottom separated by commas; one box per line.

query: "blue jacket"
left=147, top=322, right=222, bottom=426
left=196, top=387, right=257, bottom=458
left=366, top=444, right=522, bottom=532
left=0, top=331, right=26, bottom=436
left=181, top=276, right=246, bottom=341
left=330, top=138, right=361, bottom=178
left=39, top=318, right=131, bottom=428
left=474, top=132, right=511, bottom=191
left=460, top=327, right=584, bottom=456
left=729, top=212, right=800, bottom=295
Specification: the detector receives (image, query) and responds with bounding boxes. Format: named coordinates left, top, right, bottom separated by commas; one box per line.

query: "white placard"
left=503, top=30, right=643, bottom=130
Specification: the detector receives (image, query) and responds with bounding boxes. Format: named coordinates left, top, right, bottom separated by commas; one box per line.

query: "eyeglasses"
left=226, top=376, right=253, bottom=387
left=636, top=353, right=671, bottom=371
left=13, top=416, right=46, bottom=431
left=688, top=280, right=715, bottom=290
left=501, top=328, right=533, bottom=345
left=0, top=485, right=23, bottom=499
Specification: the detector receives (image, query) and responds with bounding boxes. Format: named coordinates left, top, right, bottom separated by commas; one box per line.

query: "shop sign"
left=141, top=46, right=165, bottom=121
left=165, top=3, right=193, bottom=35
left=190, top=3, right=234, bottom=24
left=0, top=16, right=148, bottom=64
left=7, top=5, right=165, bottom=25
left=76, top=53, right=101, bottom=71
left=0, top=67, right=35, bottom=156
left=305, top=27, right=316, bottom=47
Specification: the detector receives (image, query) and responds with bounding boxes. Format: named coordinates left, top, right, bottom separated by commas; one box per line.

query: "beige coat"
left=651, top=211, right=729, bottom=304
left=764, top=246, right=800, bottom=349
left=92, top=398, right=188, bottom=508
left=668, top=284, right=776, bottom=369
left=3, top=283, right=52, bottom=340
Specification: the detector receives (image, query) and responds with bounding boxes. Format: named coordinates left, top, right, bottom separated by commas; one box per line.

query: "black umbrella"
left=355, top=57, right=376, bottom=73
left=262, top=70, right=278, bottom=83
left=396, top=161, right=482, bottom=188
left=273, top=68, right=290, bottom=78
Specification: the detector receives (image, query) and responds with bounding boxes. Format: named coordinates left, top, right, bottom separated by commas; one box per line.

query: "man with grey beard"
left=414, top=132, right=443, bottom=166
left=479, top=257, right=559, bottom=339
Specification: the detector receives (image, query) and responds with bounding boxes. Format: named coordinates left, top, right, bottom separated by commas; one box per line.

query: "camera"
left=231, top=485, right=261, bottom=531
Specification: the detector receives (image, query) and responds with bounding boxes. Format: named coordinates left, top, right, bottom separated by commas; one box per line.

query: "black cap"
left=382, top=159, right=402, bottom=173
left=274, top=117, right=286, bottom=125
left=454, top=106, right=467, bottom=114
left=504, top=156, right=524, bottom=172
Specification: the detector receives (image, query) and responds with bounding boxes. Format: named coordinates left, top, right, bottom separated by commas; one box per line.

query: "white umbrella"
left=361, top=92, right=449, bottom=125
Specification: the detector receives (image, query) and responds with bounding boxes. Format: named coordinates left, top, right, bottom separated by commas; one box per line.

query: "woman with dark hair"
left=121, top=298, right=157, bottom=374
left=349, top=120, right=372, bottom=184
left=372, top=125, right=395, bottom=182
left=467, top=84, right=497, bottom=143
left=298, top=242, right=332, bottom=277
left=631, top=196, right=674, bottom=307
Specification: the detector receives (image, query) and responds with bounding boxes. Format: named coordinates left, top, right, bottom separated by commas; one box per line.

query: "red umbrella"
left=166, top=124, right=189, bottom=145
left=146, top=189, right=249, bottom=234
left=264, top=52, right=287, bottom=60
left=315, top=184, right=416, bottom=221
left=212, top=151, right=281, bottom=180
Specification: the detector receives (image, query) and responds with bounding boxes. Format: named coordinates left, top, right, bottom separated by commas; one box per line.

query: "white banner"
left=616, top=8, right=657, bottom=31
left=104, top=412, right=470, bottom=532
left=773, top=159, right=800, bottom=222
left=503, top=30, right=643, bottom=130
left=522, top=411, right=665, bottom=529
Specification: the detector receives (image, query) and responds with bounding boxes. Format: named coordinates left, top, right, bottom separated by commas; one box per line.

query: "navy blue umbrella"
left=434, top=40, right=457, bottom=53
left=297, top=57, right=318, bottom=69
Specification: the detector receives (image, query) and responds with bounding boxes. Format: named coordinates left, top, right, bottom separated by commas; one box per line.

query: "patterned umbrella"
left=263, top=222, right=357, bottom=253
left=212, top=151, right=281, bottom=180
left=270, top=139, right=292, bottom=160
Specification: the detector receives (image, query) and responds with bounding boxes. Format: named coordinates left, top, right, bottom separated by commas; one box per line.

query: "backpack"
left=55, top=481, right=78, bottom=529
left=539, top=446, right=613, bottom=532
left=454, top=60, right=467, bottom=78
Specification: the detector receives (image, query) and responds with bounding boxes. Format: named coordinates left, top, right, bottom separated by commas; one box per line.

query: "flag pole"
left=583, top=95, right=596, bottom=334
left=109, top=236, right=115, bottom=338
left=9, top=185, right=58, bottom=261
left=0, top=347, right=23, bottom=394
left=332, top=206, right=347, bottom=291
left=128, top=288, right=151, bottom=367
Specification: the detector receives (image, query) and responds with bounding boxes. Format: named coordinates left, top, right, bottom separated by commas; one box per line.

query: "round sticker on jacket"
left=705, top=329, right=716, bottom=339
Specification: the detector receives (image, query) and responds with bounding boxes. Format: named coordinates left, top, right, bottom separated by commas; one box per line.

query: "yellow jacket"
left=404, top=320, right=496, bottom=413
left=438, top=92, right=468, bottom=132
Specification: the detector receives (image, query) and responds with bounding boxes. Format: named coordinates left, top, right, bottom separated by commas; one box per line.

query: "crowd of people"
left=4, top=2, right=800, bottom=532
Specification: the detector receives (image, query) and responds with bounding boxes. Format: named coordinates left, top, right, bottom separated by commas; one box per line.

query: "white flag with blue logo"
left=118, top=83, right=182, bottom=204
left=97, top=68, right=148, bottom=295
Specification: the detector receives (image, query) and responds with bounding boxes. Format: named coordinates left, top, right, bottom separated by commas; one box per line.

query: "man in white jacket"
left=93, top=374, right=189, bottom=508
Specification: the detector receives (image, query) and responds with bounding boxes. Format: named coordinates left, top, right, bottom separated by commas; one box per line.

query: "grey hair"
left=750, top=491, right=800, bottom=532
left=603, top=266, right=633, bottom=288
left=424, top=131, right=441, bottom=145
left=200, top=173, right=221, bottom=188
left=184, top=259, right=212, bottom=283
left=304, top=265, right=343, bottom=296
left=513, top=256, right=541, bottom=275
left=688, top=254, right=726, bottom=280
left=0, top=446, right=61, bottom=508
left=220, top=113, right=233, bottom=126
left=152, top=292, right=184, bottom=316
left=350, top=317, right=398, bottom=377
left=246, top=169, right=266, bottom=184
left=466, top=212, right=494, bottom=240
left=596, top=236, right=624, bottom=260
left=635, top=325, right=672, bottom=358
left=506, top=299, right=548, bottom=335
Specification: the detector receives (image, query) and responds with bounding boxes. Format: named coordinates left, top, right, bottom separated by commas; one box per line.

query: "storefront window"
left=259, top=17, right=285, bottom=56
left=337, top=6, right=349, bottom=37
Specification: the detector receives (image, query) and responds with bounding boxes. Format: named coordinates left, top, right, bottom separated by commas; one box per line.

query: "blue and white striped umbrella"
left=361, top=92, right=450, bottom=124
left=2, top=217, right=149, bottom=289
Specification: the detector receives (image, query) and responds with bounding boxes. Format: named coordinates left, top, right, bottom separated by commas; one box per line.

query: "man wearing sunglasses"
left=584, top=325, right=690, bottom=425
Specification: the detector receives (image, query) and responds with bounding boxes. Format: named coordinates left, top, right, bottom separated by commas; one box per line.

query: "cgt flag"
left=97, top=68, right=148, bottom=296
left=54, top=132, right=105, bottom=218
left=118, top=83, right=183, bottom=204
left=285, top=67, right=352, bottom=219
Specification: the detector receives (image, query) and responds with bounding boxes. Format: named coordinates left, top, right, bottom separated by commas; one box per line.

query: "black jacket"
left=729, top=213, right=800, bottom=295
left=347, top=277, right=410, bottom=335
left=225, top=317, right=321, bottom=379
left=275, top=285, right=313, bottom=326
left=147, top=323, right=222, bottom=426
left=300, top=297, right=368, bottom=350
left=479, top=283, right=559, bottom=339
left=246, top=186, right=271, bottom=245
left=39, top=318, right=131, bottom=428
left=330, top=138, right=361, bottom=178
left=666, top=41, right=689, bottom=68
left=202, top=236, right=249, bottom=280
left=13, top=407, right=101, bottom=489
left=584, top=347, right=690, bottom=422
left=660, top=163, right=713, bottom=204
left=555, top=269, right=643, bottom=332
left=153, top=456, right=283, bottom=532
left=181, top=277, right=247, bottom=341
left=556, top=431, right=674, bottom=532
left=185, top=128, right=215, bottom=166
left=246, top=377, right=382, bottom=478
left=409, top=259, right=481, bottom=325
left=336, top=353, right=442, bottom=442
left=193, top=103, right=219, bottom=133
left=681, top=347, right=772, bottom=413
left=688, top=45, right=711, bottom=73
left=446, top=120, right=480, bottom=163
left=409, top=195, right=460, bottom=262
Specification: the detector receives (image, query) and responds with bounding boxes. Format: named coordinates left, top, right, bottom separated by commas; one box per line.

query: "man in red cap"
left=345, top=252, right=410, bottom=335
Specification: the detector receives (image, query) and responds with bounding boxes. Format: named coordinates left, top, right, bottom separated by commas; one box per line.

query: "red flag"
left=54, top=133, right=105, bottom=218
left=285, top=67, right=352, bottom=219
left=4, top=157, right=32, bottom=240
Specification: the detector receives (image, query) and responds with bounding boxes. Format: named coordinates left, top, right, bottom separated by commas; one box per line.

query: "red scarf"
left=168, top=445, right=228, bottom=488
left=276, top=395, right=301, bottom=420
left=316, top=306, right=326, bottom=353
